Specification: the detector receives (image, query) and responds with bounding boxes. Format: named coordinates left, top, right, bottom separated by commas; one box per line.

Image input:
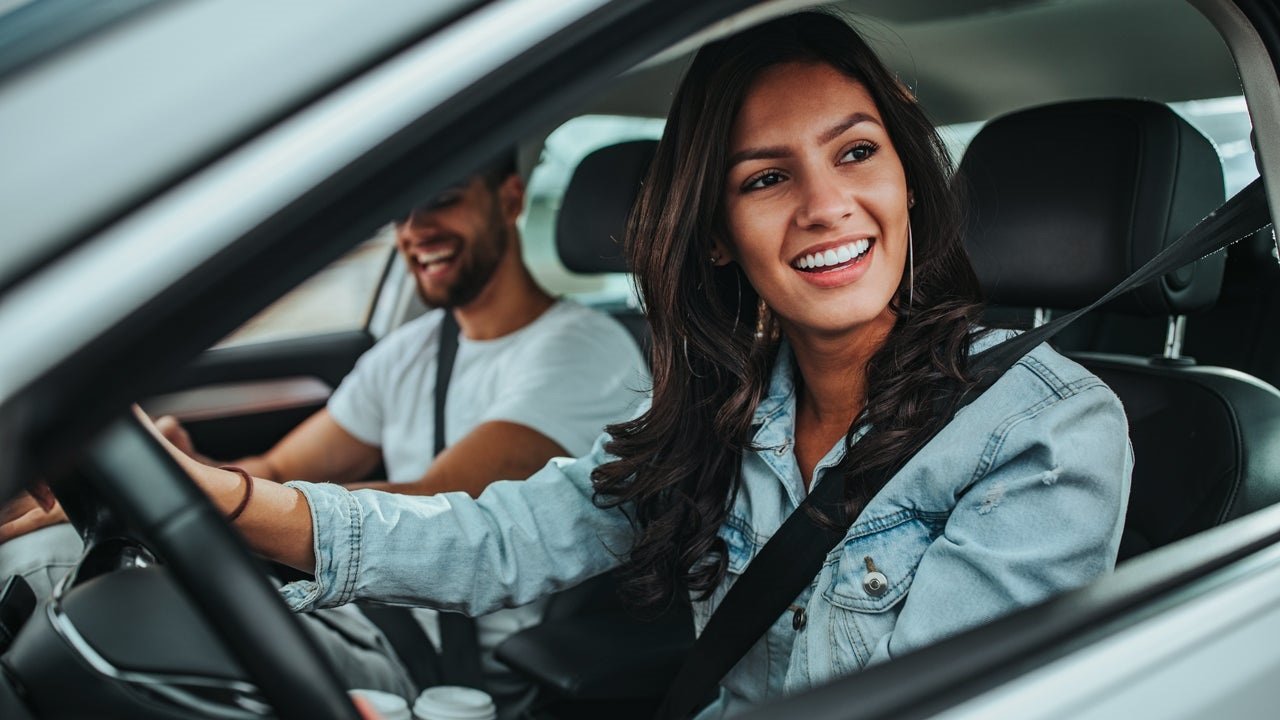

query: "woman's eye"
left=744, top=171, right=786, bottom=191
left=840, top=142, right=878, bottom=164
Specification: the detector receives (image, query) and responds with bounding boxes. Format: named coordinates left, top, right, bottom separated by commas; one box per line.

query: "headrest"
left=557, top=140, right=658, bottom=274
left=959, top=99, right=1226, bottom=316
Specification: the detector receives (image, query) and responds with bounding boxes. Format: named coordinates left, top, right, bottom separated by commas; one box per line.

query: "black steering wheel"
left=57, top=412, right=361, bottom=720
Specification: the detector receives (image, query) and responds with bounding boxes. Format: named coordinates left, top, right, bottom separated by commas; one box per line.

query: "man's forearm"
left=233, top=455, right=279, bottom=482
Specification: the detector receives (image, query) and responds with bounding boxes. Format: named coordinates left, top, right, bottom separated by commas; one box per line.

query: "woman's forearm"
left=135, top=407, right=318, bottom=573
left=191, top=463, right=317, bottom=573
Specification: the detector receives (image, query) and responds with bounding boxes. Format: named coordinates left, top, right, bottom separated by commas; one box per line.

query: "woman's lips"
left=792, top=237, right=873, bottom=271
left=791, top=239, right=876, bottom=289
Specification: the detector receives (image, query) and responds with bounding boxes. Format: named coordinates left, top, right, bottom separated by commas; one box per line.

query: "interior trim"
left=46, top=574, right=269, bottom=718
left=143, top=378, right=332, bottom=422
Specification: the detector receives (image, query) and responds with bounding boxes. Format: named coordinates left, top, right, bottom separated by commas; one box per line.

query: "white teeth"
left=414, top=249, right=454, bottom=265
left=793, top=239, right=872, bottom=271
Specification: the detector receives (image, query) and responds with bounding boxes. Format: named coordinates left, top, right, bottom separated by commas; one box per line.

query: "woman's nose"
left=795, top=173, right=855, bottom=229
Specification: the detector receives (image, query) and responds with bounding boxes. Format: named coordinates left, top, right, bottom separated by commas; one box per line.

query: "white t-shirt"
left=328, top=300, right=646, bottom=482
left=326, top=299, right=647, bottom=691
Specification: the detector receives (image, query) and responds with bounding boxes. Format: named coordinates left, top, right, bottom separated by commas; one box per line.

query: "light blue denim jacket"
left=281, top=332, right=1132, bottom=717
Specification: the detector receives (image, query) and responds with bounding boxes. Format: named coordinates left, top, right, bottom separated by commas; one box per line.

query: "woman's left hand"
left=0, top=485, right=67, bottom=543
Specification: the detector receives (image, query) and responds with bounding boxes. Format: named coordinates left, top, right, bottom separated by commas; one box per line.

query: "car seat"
left=556, top=139, right=658, bottom=357
left=959, top=98, right=1280, bottom=560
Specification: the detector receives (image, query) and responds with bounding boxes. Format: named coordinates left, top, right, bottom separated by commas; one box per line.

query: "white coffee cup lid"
left=349, top=688, right=413, bottom=720
left=412, top=686, right=496, bottom=720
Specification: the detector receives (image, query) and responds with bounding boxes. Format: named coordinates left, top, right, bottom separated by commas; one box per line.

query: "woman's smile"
left=790, top=236, right=877, bottom=288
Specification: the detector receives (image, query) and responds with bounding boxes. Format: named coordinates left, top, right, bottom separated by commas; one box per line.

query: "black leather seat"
left=959, top=99, right=1280, bottom=560
left=555, top=139, right=658, bottom=357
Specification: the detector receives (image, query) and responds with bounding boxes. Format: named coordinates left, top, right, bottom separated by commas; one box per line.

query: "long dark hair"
left=592, top=11, right=983, bottom=613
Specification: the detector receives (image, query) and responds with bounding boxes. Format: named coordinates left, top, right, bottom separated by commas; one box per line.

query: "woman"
left=154, top=11, right=1131, bottom=716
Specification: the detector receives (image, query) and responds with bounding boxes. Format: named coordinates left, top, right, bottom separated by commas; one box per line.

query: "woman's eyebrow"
left=727, top=145, right=790, bottom=168
left=817, top=112, right=880, bottom=144
left=727, top=112, right=882, bottom=169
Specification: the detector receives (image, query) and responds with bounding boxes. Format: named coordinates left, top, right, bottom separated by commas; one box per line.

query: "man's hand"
left=154, top=414, right=214, bottom=465
left=0, top=489, right=68, bottom=543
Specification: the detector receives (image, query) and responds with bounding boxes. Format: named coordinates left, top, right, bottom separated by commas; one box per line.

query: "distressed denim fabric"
left=282, top=332, right=1132, bottom=718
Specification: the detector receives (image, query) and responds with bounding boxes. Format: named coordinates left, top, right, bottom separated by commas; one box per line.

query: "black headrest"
left=959, top=99, right=1226, bottom=316
left=556, top=140, right=658, bottom=274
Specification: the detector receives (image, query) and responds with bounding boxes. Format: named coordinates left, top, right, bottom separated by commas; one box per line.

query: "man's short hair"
left=482, top=151, right=518, bottom=187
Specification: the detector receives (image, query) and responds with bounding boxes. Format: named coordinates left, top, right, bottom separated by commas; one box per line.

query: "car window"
left=942, top=95, right=1259, bottom=195
left=216, top=231, right=395, bottom=348
left=521, top=114, right=665, bottom=306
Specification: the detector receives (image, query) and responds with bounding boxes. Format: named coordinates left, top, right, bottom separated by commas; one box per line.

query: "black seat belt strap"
left=432, top=312, right=487, bottom=691
left=361, top=311, right=487, bottom=691
left=655, top=178, right=1271, bottom=719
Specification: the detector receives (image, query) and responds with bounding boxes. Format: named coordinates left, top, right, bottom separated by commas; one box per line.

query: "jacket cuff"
left=278, top=481, right=363, bottom=612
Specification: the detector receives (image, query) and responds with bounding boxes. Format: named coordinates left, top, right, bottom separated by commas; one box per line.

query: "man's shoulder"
left=496, top=300, right=646, bottom=377
left=357, top=309, right=445, bottom=366
left=531, top=300, right=639, bottom=345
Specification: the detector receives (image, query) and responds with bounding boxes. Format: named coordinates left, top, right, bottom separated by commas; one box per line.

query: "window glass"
left=940, top=96, right=1259, bottom=195
left=1173, top=95, right=1259, bottom=195
left=521, top=114, right=666, bottom=306
left=216, top=230, right=395, bottom=348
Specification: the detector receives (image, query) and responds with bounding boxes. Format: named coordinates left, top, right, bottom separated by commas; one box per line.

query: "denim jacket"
left=281, top=332, right=1132, bottom=717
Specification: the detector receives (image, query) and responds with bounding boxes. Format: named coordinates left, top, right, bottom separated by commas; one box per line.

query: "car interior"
left=1, top=0, right=1278, bottom=718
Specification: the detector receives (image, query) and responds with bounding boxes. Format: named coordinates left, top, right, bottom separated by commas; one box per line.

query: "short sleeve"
left=328, top=312, right=443, bottom=447
left=327, top=345, right=390, bottom=446
left=479, top=311, right=646, bottom=457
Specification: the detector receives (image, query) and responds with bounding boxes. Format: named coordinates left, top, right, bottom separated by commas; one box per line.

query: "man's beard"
left=418, top=207, right=509, bottom=309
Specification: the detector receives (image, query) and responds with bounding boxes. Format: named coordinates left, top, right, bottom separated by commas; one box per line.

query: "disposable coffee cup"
left=349, top=688, right=413, bottom=720
left=412, top=686, right=497, bottom=720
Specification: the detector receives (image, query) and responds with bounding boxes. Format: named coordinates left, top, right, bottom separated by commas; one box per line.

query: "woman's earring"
left=732, top=269, right=742, bottom=335
left=907, top=221, right=915, bottom=310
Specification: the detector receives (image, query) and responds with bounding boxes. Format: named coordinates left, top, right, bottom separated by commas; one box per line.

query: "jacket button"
left=792, top=605, right=808, bottom=631
left=862, top=571, right=889, bottom=597
left=862, top=556, right=888, bottom=597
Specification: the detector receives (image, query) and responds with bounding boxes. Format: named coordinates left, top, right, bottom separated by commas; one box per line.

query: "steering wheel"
left=57, top=412, right=361, bottom=720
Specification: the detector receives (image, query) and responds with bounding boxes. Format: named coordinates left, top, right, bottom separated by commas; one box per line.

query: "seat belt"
left=432, top=312, right=488, bottom=691
left=361, top=310, right=487, bottom=691
left=655, top=178, right=1272, bottom=719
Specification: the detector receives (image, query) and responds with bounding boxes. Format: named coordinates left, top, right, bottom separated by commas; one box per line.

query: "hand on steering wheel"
left=57, top=408, right=362, bottom=720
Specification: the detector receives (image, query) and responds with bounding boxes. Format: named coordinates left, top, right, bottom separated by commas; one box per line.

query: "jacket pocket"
left=812, top=512, right=941, bottom=676
left=823, top=512, right=939, bottom=612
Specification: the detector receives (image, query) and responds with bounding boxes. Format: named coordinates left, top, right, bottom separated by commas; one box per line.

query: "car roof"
left=571, top=0, right=1239, bottom=126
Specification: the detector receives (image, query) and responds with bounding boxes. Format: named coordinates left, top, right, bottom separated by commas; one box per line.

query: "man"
left=0, top=153, right=648, bottom=714
left=164, top=154, right=642, bottom=499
